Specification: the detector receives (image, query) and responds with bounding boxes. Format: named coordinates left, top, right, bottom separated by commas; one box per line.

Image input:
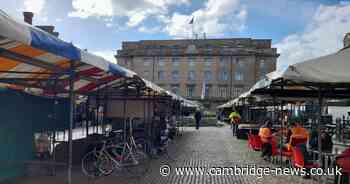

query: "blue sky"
left=1, top=0, right=350, bottom=69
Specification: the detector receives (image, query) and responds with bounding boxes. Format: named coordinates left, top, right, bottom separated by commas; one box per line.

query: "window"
left=188, top=70, right=196, bottom=81
left=205, top=47, right=213, bottom=54
left=188, top=57, right=196, bottom=68
left=260, top=59, right=266, bottom=68
left=205, top=85, right=212, bottom=97
left=204, top=57, right=212, bottom=68
left=171, top=85, right=180, bottom=95
left=220, top=69, right=229, bottom=81
left=143, top=57, right=152, bottom=66
left=186, top=85, right=195, bottom=97
left=259, top=59, right=267, bottom=79
left=236, top=59, right=244, bottom=70
left=204, top=71, right=212, bottom=81
left=235, top=71, right=243, bottom=81
left=219, top=57, right=226, bottom=67
left=172, top=70, right=179, bottom=80
left=158, top=71, right=165, bottom=80
left=158, top=58, right=165, bottom=67
left=172, top=47, right=181, bottom=55
left=172, top=57, right=180, bottom=67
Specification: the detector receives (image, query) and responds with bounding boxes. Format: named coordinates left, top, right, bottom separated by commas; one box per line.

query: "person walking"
left=194, top=109, right=202, bottom=130
left=229, top=107, right=241, bottom=136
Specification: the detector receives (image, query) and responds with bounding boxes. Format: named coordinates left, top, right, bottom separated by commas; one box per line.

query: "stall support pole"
left=317, top=88, right=323, bottom=167
left=67, top=60, right=76, bottom=184
left=86, top=97, right=90, bottom=137
left=123, top=98, right=127, bottom=142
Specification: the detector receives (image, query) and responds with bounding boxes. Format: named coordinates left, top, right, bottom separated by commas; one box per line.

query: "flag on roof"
left=189, top=17, right=194, bottom=24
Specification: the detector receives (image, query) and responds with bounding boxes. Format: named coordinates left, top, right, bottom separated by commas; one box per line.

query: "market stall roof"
left=165, top=90, right=200, bottom=108
left=0, top=10, right=174, bottom=99
left=283, top=47, right=350, bottom=84
left=250, top=47, right=350, bottom=99
left=0, top=9, right=200, bottom=107
left=216, top=91, right=253, bottom=109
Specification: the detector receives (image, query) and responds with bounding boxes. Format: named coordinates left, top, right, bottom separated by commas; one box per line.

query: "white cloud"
left=23, top=0, right=46, bottom=15
left=93, top=50, right=117, bottom=63
left=164, top=0, right=247, bottom=38
left=69, top=0, right=189, bottom=27
left=275, top=3, right=350, bottom=70
left=138, top=26, right=162, bottom=34
left=55, top=18, right=63, bottom=22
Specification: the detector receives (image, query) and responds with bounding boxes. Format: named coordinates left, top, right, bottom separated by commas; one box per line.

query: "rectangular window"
left=204, top=70, right=212, bottom=81
left=158, top=71, right=165, bottom=80
left=172, top=48, right=181, bottom=55
left=205, top=85, right=212, bottom=97
left=220, top=69, right=229, bottom=81
left=236, top=59, right=244, bottom=70
left=219, top=56, right=226, bottom=67
left=172, top=70, right=179, bottom=81
left=204, top=46, right=213, bottom=54
left=204, top=57, right=212, bottom=68
left=158, top=58, right=165, bottom=67
left=143, top=57, right=152, bottom=66
left=172, top=57, right=180, bottom=67
left=259, top=59, right=267, bottom=79
left=235, top=72, right=243, bottom=81
left=188, top=70, right=196, bottom=81
left=188, top=57, right=196, bottom=68
left=187, top=85, right=195, bottom=97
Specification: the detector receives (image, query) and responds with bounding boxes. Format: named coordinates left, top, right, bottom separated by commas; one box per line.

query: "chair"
left=253, top=135, right=262, bottom=151
left=248, top=133, right=262, bottom=151
left=283, top=137, right=308, bottom=163
left=248, top=133, right=253, bottom=149
left=290, top=137, right=308, bottom=147
left=336, top=157, right=350, bottom=184
left=292, top=147, right=319, bottom=169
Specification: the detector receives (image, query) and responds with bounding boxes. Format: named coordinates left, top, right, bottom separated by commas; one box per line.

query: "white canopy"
left=217, top=91, right=253, bottom=109
left=282, top=47, right=350, bottom=83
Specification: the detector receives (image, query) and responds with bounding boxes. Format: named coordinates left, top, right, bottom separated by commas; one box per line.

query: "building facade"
left=116, top=38, right=279, bottom=109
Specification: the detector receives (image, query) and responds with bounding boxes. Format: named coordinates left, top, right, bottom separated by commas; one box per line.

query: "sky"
left=1, top=0, right=350, bottom=70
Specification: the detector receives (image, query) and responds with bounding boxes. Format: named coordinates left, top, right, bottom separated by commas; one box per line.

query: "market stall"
left=249, top=47, right=350, bottom=182
left=0, top=9, right=199, bottom=183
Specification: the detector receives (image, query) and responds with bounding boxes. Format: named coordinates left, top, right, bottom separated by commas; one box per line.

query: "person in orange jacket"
left=259, top=121, right=273, bottom=160
left=286, top=122, right=309, bottom=150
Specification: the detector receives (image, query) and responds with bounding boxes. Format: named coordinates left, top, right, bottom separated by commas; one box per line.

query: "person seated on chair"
left=286, top=122, right=309, bottom=151
left=259, top=121, right=273, bottom=161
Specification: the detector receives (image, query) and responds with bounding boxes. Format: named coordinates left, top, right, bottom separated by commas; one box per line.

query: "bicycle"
left=82, top=119, right=150, bottom=177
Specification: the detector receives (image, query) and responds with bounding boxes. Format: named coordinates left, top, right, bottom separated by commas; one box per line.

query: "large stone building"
left=116, top=38, right=279, bottom=109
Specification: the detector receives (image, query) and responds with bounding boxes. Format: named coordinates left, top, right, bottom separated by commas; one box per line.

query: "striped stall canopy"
left=0, top=9, right=139, bottom=96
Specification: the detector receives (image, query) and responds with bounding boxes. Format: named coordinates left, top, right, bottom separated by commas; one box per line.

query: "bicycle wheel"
left=97, top=152, right=115, bottom=176
left=134, top=138, right=151, bottom=155
left=81, top=151, right=103, bottom=177
left=125, top=150, right=151, bottom=176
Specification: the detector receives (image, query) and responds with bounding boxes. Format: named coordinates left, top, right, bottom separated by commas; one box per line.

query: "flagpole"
left=189, top=17, right=194, bottom=39
left=192, top=21, right=194, bottom=39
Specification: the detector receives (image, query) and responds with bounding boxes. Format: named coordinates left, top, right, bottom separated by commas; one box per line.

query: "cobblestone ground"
left=16, top=126, right=322, bottom=184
